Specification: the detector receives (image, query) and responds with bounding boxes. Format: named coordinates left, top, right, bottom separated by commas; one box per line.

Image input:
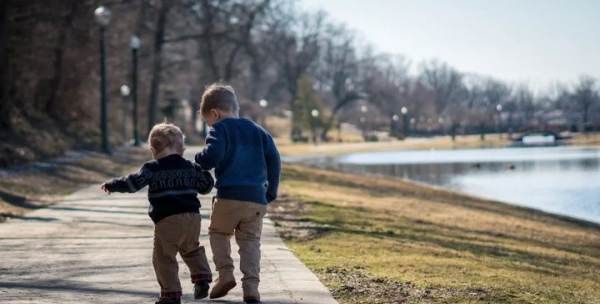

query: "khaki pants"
left=209, top=197, right=267, bottom=298
left=153, top=212, right=212, bottom=298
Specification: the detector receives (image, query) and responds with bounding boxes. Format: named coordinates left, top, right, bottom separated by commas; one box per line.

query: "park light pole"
left=311, top=109, right=319, bottom=144
left=360, top=105, right=368, bottom=140
left=496, top=104, right=503, bottom=138
left=120, top=84, right=130, bottom=142
left=259, top=99, right=268, bottom=128
left=401, top=106, right=409, bottom=138
left=94, top=6, right=111, bottom=154
left=130, top=35, right=141, bottom=146
left=391, top=114, right=400, bottom=139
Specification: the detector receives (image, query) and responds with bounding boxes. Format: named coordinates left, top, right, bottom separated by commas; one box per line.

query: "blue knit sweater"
left=195, top=117, right=281, bottom=204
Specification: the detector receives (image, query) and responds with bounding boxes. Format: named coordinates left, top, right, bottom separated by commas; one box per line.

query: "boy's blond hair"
left=147, top=123, right=185, bottom=153
left=200, top=83, right=239, bottom=115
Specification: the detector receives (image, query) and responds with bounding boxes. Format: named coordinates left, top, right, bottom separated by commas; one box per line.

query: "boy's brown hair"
left=147, top=122, right=185, bottom=153
left=200, top=83, right=239, bottom=115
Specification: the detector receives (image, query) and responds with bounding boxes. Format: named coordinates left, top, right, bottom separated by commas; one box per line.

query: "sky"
left=301, top=0, right=600, bottom=92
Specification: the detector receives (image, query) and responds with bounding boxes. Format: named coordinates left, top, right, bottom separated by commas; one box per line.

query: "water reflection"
left=302, top=147, right=600, bottom=224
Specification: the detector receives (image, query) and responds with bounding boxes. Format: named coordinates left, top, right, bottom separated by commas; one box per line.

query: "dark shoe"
left=244, top=297, right=262, bottom=304
left=209, top=277, right=236, bottom=299
left=194, top=281, right=210, bottom=299
left=155, top=297, right=181, bottom=304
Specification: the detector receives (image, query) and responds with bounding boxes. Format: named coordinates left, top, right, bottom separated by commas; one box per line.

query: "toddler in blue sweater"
left=195, top=84, right=280, bottom=304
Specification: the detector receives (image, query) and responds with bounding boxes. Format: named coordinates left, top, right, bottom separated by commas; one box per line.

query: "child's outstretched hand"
left=101, top=183, right=111, bottom=194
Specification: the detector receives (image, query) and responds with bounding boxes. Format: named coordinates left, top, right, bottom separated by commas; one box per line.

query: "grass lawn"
left=566, top=132, right=600, bottom=147
left=276, top=132, right=600, bottom=158
left=270, top=164, right=600, bottom=304
left=0, top=147, right=150, bottom=221
left=277, top=134, right=510, bottom=157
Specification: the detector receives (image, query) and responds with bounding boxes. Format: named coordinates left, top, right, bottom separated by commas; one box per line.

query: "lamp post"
left=310, top=109, right=319, bottom=144
left=496, top=104, right=503, bottom=138
left=401, top=106, right=409, bottom=138
left=94, top=6, right=111, bottom=154
left=259, top=99, right=268, bottom=128
left=391, top=114, right=400, bottom=139
left=120, top=84, right=130, bottom=141
left=360, top=105, right=368, bottom=140
left=130, top=35, right=141, bottom=146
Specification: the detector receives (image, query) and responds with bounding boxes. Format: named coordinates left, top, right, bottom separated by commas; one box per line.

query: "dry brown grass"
left=566, top=132, right=600, bottom=147
left=273, top=164, right=600, bottom=303
left=0, top=147, right=150, bottom=221
left=277, top=134, right=510, bottom=157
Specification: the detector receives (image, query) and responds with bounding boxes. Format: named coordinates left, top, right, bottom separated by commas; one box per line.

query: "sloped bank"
left=269, top=164, right=600, bottom=304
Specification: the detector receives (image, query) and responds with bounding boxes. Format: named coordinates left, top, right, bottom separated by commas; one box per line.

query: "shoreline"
left=287, top=162, right=600, bottom=230
left=318, top=163, right=600, bottom=229
left=271, top=164, right=600, bottom=303
left=278, top=132, right=600, bottom=158
left=281, top=141, right=600, bottom=228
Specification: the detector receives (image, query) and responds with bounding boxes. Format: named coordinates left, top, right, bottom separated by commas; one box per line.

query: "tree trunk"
left=46, top=0, right=79, bottom=119
left=320, top=107, right=342, bottom=142
left=288, top=82, right=299, bottom=141
left=199, top=0, right=220, bottom=81
left=148, top=1, right=170, bottom=135
left=0, top=0, right=9, bottom=129
left=451, top=123, right=458, bottom=141
left=583, top=103, right=590, bottom=133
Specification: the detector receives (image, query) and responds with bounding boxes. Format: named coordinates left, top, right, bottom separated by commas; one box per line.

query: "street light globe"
left=392, top=114, right=400, bottom=121
left=94, top=6, right=112, bottom=27
left=130, top=35, right=142, bottom=50
left=360, top=105, right=368, bottom=113
left=120, top=84, right=131, bottom=97
left=259, top=99, right=268, bottom=108
left=401, top=106, right=408, bottom=115
left=496, top=104, right=503, bottom=112
left=311, top=109, right=319, bottom=118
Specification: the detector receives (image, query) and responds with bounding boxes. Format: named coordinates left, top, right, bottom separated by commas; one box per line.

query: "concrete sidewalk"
left=0, top=184, right=338, bottom=304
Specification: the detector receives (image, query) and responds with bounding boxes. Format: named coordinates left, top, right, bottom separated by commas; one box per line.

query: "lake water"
left=300, top=146, right=600, bottom=224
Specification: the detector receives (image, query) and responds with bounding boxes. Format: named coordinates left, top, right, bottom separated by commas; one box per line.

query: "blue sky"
left=301, top=0, right=600, bottom=92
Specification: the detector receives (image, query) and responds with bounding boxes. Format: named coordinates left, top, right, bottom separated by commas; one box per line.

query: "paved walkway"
left=0, top=184, right=337, bottom=303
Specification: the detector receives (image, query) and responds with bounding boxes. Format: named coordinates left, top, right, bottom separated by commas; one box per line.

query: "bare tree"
left=419, top=60, right=464, bottom=139
left=420, top=60, right=464, bottom=115
left=512, top=85, right=536, bottom=130
left=473, top=78, right=511, bottom=138
left=266, top=10, right=324, bottom=140
left=358, top=53, right=412, bottom=137
left=147, top=0, right=172, bottom=134
left=571, top=76, right=599, bottom=132
left=315, top=23, right=362, bottom=141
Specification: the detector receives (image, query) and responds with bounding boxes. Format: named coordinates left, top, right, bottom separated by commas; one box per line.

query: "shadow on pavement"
left=0, top=280, right=156, bottom=297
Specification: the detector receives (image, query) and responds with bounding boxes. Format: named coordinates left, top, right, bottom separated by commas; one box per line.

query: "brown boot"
left=209, top=275, right=236, bottom=299
left=244, top=296, right=261, bottom=303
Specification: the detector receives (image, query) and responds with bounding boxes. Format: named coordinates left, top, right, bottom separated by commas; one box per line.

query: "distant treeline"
left=1, top=0, right=599, bottom=165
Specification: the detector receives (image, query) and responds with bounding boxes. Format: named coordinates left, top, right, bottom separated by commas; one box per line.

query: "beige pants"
left=153, top=212, right=212, bottom=298
left=209, top=197, right=267, bottom=298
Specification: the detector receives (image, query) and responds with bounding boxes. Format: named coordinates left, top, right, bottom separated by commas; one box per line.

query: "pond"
left=297, top=146, right=600, bottom=224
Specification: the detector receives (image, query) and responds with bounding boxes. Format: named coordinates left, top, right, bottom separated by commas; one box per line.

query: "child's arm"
left=193, top=164, right=214, bottom=195
left=195, top=124, right=226, bottom=170
left=263, top=132, right=281, bottom=203
left=101, top=164, right=152, bottom=194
